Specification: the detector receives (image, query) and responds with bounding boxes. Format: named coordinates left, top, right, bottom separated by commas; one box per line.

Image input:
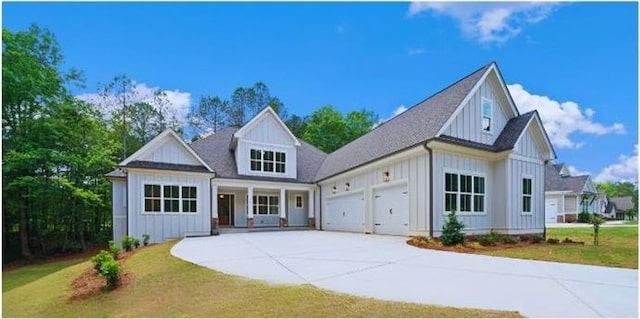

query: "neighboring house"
left=107, top=61, right=556, bottom=244
left=605, top=196, right=635, bottom=220
left=544, top=163, right=599, bottom=223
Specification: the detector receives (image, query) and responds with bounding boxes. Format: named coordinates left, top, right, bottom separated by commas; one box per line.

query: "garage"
left=324, top=192, right=365, bottom=232
left=373, top=183, right=409, bottom=235
left=545, top=199, right=558, bottom=224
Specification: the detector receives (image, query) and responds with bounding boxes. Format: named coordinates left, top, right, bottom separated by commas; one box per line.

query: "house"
left=605, top=196, right=635, bottom=220
left=107, top=61, right=556, bottom=244
left=544, top=163, right=600, bottom=223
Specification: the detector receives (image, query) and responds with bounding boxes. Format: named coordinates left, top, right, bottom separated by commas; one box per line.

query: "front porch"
left=211, top=180, right=316, bottom=233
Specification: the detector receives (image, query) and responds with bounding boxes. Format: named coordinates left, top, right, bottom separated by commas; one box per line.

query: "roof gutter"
left=423, top=141, right=435, bottom=238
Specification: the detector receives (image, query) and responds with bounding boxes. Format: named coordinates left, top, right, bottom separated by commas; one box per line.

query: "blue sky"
left=3, top=2, right=638, bottom=183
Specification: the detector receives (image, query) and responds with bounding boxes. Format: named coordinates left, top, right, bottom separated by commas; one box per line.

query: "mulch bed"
left=407, top=237, right=584, bottom=254
left=69, top=250, right=137, bottom=301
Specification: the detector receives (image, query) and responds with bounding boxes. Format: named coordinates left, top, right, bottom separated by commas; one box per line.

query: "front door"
left=545, top=199, right=558, bottom=224
left=218, top=194, right=235, bottom=226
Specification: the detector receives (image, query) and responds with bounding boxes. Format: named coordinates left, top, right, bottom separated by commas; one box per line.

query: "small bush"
left=501, top=236, right=518, bottom=244
left=121, top=236, right=134, bottom=252
left=99, top=259, right=121, bottom=289
left=90, top=250, right=113, bottom=273
left=547, top=238, right=560, bottom=244
left=142, top=234, right=150, bottom=246
left=441, top=210, right=465, bottom=246
left=132, top=238, right=141, bottom=249
left=478, top=233, right=498, bottom=246
left=108, top=240, right=120, bottom=259
left=467, top=242, right=483, bottom=250
left=531, top=235, right=544, bottom=244
left=578, top=212, right=591, bottom=223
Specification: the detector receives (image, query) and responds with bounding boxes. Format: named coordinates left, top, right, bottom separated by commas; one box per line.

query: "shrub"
left=108, top=240, right=120, bottom=259
left=132, top=238, right=141, bottom=249
left=501, top=235, right=518, bottom=244
left=478, top=233, right=498, bottom=246
left=531, top=235, right=544, bottom=244
left=590, top=214, right=605, bottom=246
left=121, top=236, right=134, bottom=252
left=467, top=242, right=483, bottom=250
left=90, top=250, right=113, bottom=273
left=441, top=210, right=465, bottom=246
left=142, top=234, right=150, bottom=246
left=99, top=259, right=121, bottom=289
left=577, top=212, right=591, bottom=223
left=547, top=238, right=560, bottom=244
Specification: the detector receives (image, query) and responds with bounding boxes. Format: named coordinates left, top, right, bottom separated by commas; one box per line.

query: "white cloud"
left=77, top=82, right=192, bottom=124
left=375, top=105, right=408, bottom=127
left=595, top=145, right=639, bottom=184
left=407, top=2, right=558, bottom=44
left=507, top=84, right=625, bottom=149
left=408, top=48, right=427, bottom=57
left=566, top=165, right=591, bottom=177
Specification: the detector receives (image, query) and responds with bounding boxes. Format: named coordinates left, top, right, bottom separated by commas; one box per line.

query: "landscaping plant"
left=99, top=258, right=121, bottom=290
left=441, top=210, right=465, bottom=246
left=90, top=250, right=113, bottom=273
left=108, top=240, right=120, bottom=259
left=122, top=236, right=134, bottom=252
left=590, top=214, right=605, bottom=246
left=132, top=238, right=141, bottom=249
left=142, top=234, right=150, bottom=246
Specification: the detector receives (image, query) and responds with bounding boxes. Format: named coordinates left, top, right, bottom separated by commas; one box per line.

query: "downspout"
left=318, top=184, right=322, bottom=230
left=423, top=142, right=434, bottom=238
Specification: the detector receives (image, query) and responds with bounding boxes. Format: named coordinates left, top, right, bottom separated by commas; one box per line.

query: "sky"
left=2, top=1, right=638, bottom=184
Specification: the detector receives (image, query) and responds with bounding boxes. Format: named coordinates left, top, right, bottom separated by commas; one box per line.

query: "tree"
left=98, top=75, right=137, bottom=161
left=284, top=114, right=307, bottom=138
left=441, top=210, right=465, bottom=246
left=590, top=214, right=605, bottom=246
left=302, top=105, right=378, bottom=153
left=188, top=96, right=229, bottom=136
left=344, top=109, right=378, bottom=142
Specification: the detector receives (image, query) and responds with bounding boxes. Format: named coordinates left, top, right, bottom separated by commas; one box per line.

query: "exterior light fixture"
left=383, top=171, right=391, bottom=182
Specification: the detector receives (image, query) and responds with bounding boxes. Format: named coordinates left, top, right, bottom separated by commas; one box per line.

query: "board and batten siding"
left=565, top=195, right=578, bottom=213
left=492, top=159, right=508, bottom=230
left=432, top=151, right=494, bottom=236
left=112, top=179, right=128, bottom=246
left=318, top=148, right=430, bottom=235
left=514, top=127, right=542, bottom=159
left=243, top=115, right=296, bottom=145
left=235, top=140, right=297, bottom=179
left=138, top=138, right=201, bottom=165
left=127, top=170, right=211, bottom=243
left=442, top=75, right=510, bottom=145
left=506, top=158, right=545, bottom=233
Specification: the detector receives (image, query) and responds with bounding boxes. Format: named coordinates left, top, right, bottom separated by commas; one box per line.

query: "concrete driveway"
left=171, top=231, right=638, bottom=318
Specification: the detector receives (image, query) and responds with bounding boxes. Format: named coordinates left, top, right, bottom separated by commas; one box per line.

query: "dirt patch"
left=69, top=250, right=138, bottom=300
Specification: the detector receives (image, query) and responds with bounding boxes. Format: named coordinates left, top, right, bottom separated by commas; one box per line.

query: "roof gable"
left=512, top=111, right=556, bottom=161
left=545, top=162, right=591, bottom=193
left=119, top=129, right=213, bottom=172
left=232, top=107, right=300, bottom=148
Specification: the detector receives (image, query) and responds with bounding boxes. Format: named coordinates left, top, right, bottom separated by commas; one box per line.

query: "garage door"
left=373, top=184, right=409, bottom=235
left=324, top=192, right=365, bottom=232
left=545, top=199, right=558, bottom=224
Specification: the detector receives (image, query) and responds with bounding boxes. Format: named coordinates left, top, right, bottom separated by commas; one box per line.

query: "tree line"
left=2, top=25, right=379, bottom=263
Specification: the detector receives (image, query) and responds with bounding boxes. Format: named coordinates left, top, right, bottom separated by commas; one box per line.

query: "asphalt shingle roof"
left=609, top=196, right=634, bottom=212
left=315, top=63, right=492, bottom=181
left=125, top=161, right=211, bottom=173
left=544, top=163, right=591, bottom=193
left=189, top=127, right=327, bottom=183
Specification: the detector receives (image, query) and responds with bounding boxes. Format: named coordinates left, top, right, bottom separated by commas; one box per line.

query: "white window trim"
left=249, top=148, right=287, bottom=174
left=443, top=170, right=487, bottom=216
left=481, top=97, right=493, bottom=134
left=521, top=174, right=533, bottom=216
left=246, top=193, right=280, bottom=216
left=295, top=194, right=304, bottom=208
left=141, top=183, right=198, bottom=215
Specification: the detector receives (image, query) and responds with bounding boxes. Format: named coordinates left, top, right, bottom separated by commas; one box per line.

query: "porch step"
left=218, top=226, right=312, bottom=234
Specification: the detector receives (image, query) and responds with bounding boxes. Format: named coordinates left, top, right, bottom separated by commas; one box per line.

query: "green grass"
left=3, top=241, right=520, bottom=318
left=2, top=257, right=87, bottom=292
left=624, top=220, right=638, bottom=225
left=479, top=226, right=638, bottom=269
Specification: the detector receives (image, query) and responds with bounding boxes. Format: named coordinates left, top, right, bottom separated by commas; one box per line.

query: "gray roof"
left=105, top=168, right=127, bottom=178
left=189, top=127, right=327, bottom=183
left=609, top=196, right=635, bottom=212
left=544, top=163, right=591, bottom=193
left=125, top=160, right=210, bottom=173
left=315, top=63, right=492, bottom=181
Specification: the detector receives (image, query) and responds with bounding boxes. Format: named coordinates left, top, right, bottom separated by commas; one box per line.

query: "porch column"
left=308, top=189, right=315, bottom=228
left=211, top=183, right=219, bottom=235
left=247, top=186, right=254, bottom=228
left=279, top=188, right=287, bottom=228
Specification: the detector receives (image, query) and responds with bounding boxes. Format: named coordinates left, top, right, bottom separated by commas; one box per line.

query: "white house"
left=107, top=62, right=556, bottom=243
left=544, top=163, right=600, bottom=223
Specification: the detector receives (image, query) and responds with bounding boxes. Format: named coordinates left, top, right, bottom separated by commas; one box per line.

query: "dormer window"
left=481, top=97, right=493, bottom=132
left=249, top=148, right=286, bottom=173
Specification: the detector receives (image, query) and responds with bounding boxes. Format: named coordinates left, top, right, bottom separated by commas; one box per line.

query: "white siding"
left=318, top=150, right=430, bottom=236
left=514, top=127, right=542, bottom=159
left=244, top=115, right=296, bottom=145
left=139, top=138, right=201, bottom=165
left=128, top=170, right=211, bottom=243
left=565, top=195, right=578, bottom=213
left=492, top=159, right=508, bottom=230
left=112, top=179, right=127, bottom=246
left=235, top=140, right=297, bottom=179
left=506, top=159, right=545, bottom=233
left=545, top=193, right=565, bottom=220
left=443, top=76, right=510, bottom=145
left=432, top=151, right=494, bottom=236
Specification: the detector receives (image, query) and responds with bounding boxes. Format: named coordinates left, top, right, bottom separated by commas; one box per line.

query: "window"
left=251, top=195, right=280, bottom=215
left=482, top=98, right=492, bottom=132
left=522, top=178, right=532, bottom=213
left=249, top=149, right=286, bottom=173
left=144, top=184, right=161, bottom=212
left=164, top=185, right=180, bottom=212
left=444, top=173, right=485, bottom=213
left=182, top=186, right=197, bottom=213
left=250, top=149, right=262, bottom=171
left=144, top=183, right=196, bottom=213
left=295, top=195, right=303, bottom=208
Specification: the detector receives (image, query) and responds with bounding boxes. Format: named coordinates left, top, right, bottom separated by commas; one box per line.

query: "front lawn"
left=3, top=241, right=520, bottom=318
left=478, top=226, right=638, bottom=269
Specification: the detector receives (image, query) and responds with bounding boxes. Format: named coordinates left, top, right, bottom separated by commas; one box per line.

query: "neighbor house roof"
left=544, top=163, right=592, bottom=194
left=189, top=127, right=327, bottom=183
left=609, top=196, right=635, bottom=212
left=315, top=63, right=492, bottom=181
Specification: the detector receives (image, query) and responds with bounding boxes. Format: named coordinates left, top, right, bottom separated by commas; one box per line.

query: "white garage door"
left=545, top=199, right=558, bottom=224
left=324, top=192, right=365, bottom=232
left=373, top=184, right=409, bottom=235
